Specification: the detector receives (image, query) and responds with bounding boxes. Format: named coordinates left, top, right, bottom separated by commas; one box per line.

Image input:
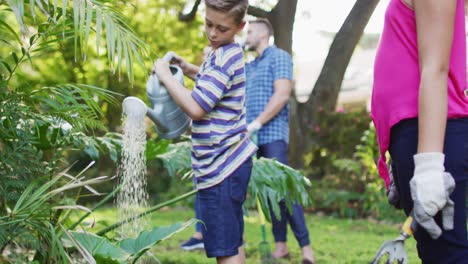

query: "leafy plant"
left=0, top=0, right=152, bottom=262
left=66, top=221, right=196, bottom=264
left=154, top=141, right=312, bottom=222
left=311, top=122, right=401, bottom=220
left=3, top=0, right=148, bottom=84
left=305, top=109, right=371, bottom=179
left=248, top=157, right=311, bottom=222
left=0, top=163, right=110, bottom=263
left=1, top=0, right=147, bottom=209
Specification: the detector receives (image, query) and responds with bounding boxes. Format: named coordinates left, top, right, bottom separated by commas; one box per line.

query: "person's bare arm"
left=154, top=59, right=206, bottom=120
left=414, top=0, right=456, bottom=153
left=253, top=79, right=292, bottom=125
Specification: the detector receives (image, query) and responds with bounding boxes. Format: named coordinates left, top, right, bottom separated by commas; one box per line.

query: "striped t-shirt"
left=191, top=43, right=258, bottom=190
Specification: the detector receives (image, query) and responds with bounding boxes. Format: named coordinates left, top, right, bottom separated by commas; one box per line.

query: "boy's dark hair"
left=204, top=0, right=249, bottom=25
left=249, top=18, right=273, bottom=36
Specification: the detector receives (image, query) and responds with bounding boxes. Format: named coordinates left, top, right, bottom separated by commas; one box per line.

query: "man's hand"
left=246, top=120, right=262, bottom=136
left=410, top=152, right=455, bottom=239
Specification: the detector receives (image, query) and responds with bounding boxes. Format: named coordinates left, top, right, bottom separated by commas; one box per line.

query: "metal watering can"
left=122, top=52, right=190, bottom=139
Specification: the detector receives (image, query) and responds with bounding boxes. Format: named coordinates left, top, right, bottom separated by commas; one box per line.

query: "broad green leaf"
left=70, top=232, right=130, bottom=263
left=118, top=221, right=196, bottom=256
left=155, top=140, right=191, bottom=176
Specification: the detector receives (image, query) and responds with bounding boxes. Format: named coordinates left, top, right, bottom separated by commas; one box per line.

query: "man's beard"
left=245, top=43, right=256, bottom=51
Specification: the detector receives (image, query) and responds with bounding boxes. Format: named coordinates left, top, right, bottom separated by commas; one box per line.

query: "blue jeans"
left=194, top=193, right=202, bottom=233
left=389, top=118, right=468, bottom=263
left=198, top=158, right=253, bottom=258
left=257, top=140, right=311, bottom=248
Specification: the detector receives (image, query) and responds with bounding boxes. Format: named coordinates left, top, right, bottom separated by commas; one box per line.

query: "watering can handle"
left=163, top=51, right=176, bottom=63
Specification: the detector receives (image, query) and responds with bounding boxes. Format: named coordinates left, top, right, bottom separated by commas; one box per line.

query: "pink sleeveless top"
left=371, top=0, right=468, bottom=187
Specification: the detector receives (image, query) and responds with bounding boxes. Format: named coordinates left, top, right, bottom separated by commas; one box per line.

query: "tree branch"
left=179, top=0, right=202, bottom=22
left=247, top=5, right=269, bottom=18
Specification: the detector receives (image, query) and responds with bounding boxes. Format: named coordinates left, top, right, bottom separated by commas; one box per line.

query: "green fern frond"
left=5, top=0, right=149, bottom=83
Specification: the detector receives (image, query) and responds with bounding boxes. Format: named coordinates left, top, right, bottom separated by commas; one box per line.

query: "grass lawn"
left=83, top=206, right=419, bottom=264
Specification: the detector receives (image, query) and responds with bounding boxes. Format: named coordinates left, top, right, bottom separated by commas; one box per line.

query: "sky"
left=291, top=0, right=390, bottom=98
left=293, top=0, right=389, bottom=59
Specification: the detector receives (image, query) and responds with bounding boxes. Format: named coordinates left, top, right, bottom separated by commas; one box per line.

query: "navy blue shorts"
left=389, top=118, right=468, bottom=263
left=198, top=158, right=253, bottom=258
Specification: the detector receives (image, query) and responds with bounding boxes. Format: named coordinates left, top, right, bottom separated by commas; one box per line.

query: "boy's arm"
left=154, top=59, right=206, bottom=120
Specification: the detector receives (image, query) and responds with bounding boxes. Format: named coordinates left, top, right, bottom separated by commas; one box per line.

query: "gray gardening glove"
left=410, top=153, right=455, bottom=240
left=246, top=120, right=262, bottom=137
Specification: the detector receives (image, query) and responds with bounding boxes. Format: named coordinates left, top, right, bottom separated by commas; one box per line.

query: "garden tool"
left=256, top=197, right=273, bottom=263
left=370, top=214, right=417, bottom=264
left=122, top=51, right=190, bottom=139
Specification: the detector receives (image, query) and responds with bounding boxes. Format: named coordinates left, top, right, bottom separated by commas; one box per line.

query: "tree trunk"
left=247, top=0, right=297, bottom=54
left=269, top=0, right=297, bottom=54
left=289, top=0, right=380, bottom=168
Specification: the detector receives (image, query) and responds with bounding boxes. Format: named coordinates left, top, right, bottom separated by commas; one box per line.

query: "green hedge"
left=304, top=110, right=403, bottom=221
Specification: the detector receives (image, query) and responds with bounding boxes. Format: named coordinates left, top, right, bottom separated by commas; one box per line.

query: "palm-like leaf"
left=27, top=83, right=120, bottom=132
left=248, top=157, right=311, bottom=222
left=155, top=140, right=191, bottom=177
left=0, top=163, right=110, bottom=262
left=5, top=0, right=148, bottom=83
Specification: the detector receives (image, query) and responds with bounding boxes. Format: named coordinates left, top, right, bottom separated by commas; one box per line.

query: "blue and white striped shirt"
left=191, top=43, right=258, bottom=190
left=246, top=45, right=293, bottom=145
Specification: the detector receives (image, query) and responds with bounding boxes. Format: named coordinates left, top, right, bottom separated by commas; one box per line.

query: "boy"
left=153, top=1, right=257, bottom=263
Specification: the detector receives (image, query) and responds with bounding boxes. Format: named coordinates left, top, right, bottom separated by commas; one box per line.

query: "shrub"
left=306, top=111, right=404, bottom=221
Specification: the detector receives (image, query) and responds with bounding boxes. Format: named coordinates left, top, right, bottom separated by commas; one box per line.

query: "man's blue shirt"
left=245, top=45, right=293, bottom=145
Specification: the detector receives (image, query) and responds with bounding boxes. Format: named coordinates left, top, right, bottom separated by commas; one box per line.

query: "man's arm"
left=252, top=78, right=292, bottom=125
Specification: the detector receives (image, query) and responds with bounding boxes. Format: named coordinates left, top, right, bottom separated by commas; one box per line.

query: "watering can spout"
left=146, top=107, right=169, bottom=132
left=122, top=96, right=169, bottom=133
left=122, top=51, right=190, bottom=139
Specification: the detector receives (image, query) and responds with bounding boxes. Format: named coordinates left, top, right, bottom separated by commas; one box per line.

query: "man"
left=245, top=19, right=316, bottom=264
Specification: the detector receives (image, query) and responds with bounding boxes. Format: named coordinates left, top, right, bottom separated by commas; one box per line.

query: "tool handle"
left=256, top=196, right=267, bottom=241
left=256, top=196, right=266, bottom=225
left=401, top=210, right=418, bottom=236
left=402, top=215, right=414, bottom=236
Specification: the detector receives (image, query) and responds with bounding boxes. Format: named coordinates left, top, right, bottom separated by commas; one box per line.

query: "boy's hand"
left=410, top=152, right=455, bottom=239
left=153, top=59, right=172, bottom=82
left=170, top=54, right=199, bottom=78
left=170, top=54, right=187, bottom=69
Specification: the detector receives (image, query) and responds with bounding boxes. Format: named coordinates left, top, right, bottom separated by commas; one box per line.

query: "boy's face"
left=204, top=7, right=245, bottom=49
